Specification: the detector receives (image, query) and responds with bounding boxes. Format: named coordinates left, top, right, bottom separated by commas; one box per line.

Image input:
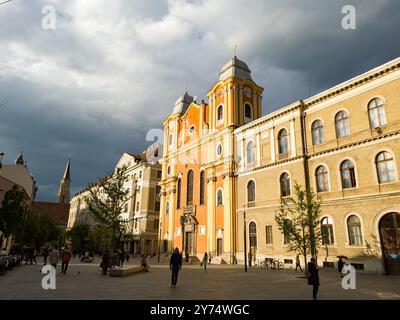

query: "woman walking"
left=49, top=246, right=59, bottom=270
left=201, top=252, right=208, bottom=270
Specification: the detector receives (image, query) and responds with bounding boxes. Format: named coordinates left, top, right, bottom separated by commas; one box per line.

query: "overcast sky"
left=1, top=0, right=399, bottom=201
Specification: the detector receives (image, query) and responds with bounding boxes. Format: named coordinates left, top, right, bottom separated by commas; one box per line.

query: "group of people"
left=99, top=249, right=135, bottom=275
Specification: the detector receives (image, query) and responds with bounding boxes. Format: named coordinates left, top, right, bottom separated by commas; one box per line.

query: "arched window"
left=165, top=201, right=170, bottom=215
left=280, top=172, right=291, bottom=197
left=247, top=141, right=255, bottom=164
left=321, top=217, right=334, bottom=245
left=312, top=120, right=324, bottom=145
left=217, top=105, right=224, bottom=123
left=368, top=98, right=387, bottom=129
left=340, top=160, right=356, bottom=189
left=247, top=180, right=255, bottom=205
left=244, top=103, right=253, bottom=122
left=168, top=134, right=173, bottom=148
left=315, top=165, right=329, bottom=193
left=376, top=151, right=396, bottom=184
left=200, top=171, right=205, bottom=205
left=186, top=170, right=194, bottom=206
left=335, top=110, right=350, bottom=138
left=216, top=189, right=223, bottom=206
left=249, top=221, right=257, bottom=247
left=278, top=129, right=289, bottom=156
left=347, top=215, right=363, bottom=245
left=176, top=178, right=181, bottom=209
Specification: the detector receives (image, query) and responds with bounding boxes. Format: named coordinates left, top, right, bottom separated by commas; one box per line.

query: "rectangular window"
left=154, top=219, right=159, bottom=230
left=351, top=263, right=364, bottom=270
left=124, top=203, right=128, bottom=212
left=284, top=259, right=293, bottom=264
left=323, top=261, right=334, bottom=268
left=157, top=170, right=162, bottom=179
left=265, top=226, right=273, bottom=244
left=155, top=201, right=160, bottom=212
left=156, top=186, right=161, bottom=195
left=199, top=172, right=205, bottom=205
left=136, top=202, right=140, bottom=212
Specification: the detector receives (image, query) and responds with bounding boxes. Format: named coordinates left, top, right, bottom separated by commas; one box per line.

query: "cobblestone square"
left=1, top=257, right=399, bottom=300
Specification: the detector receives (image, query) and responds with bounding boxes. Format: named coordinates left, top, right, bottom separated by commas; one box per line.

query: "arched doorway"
left=249, top=222, right=257, bottom=265
left=379, top=212, right=400, bottom=275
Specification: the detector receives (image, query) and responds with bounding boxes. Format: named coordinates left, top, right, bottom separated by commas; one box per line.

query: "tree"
left=21, top=214, right=61, bottom=248
left=0, top=185, right=26, bottom=240
left=275, top=182, right=322, bottom=275
left=85, top=166, right=130, bottom=252
left=66, top=223, right=90, bottom=250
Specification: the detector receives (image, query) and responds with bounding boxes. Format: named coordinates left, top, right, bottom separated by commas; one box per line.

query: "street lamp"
left=243, top=205, right=247, bottom=272
left=0, top=152, right=4, bottom=170
left=157, top=218, right=162, bottom=262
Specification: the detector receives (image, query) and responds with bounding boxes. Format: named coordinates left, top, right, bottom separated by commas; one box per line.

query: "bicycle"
left=260, top=257, right=284, bottom=270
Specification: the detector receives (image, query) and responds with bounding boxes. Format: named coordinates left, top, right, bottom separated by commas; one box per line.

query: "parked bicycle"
left=259, top=257, right=284, bottom=270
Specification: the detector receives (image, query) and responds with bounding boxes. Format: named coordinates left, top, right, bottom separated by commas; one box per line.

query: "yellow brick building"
left=235, top=57, right=400, bottom=274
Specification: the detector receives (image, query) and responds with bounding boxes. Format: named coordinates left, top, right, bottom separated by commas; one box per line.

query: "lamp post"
left=0, top=152, right=4, bottom=170
left=157, top=218, right=162, bottom=262
left=243, top=205, right=247, bottom=272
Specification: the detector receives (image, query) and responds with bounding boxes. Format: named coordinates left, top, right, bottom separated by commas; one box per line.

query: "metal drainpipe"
left=299, top=101, right=316, bottom=260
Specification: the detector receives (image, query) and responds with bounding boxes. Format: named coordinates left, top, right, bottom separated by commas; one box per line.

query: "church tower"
left=57, top=158, right=71, bottom=204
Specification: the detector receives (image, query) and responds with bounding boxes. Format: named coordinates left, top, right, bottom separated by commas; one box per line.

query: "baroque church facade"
left=159, top=56, right=400, bottom=274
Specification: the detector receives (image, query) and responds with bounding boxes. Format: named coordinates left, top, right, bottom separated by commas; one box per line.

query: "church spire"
left=63, top=157, right=71, bottom=180
left=57, top=158, right=71, bottom=204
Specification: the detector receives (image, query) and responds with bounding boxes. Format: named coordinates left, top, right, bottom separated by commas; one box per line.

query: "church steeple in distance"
left=57, top=157, right=71, bottom=204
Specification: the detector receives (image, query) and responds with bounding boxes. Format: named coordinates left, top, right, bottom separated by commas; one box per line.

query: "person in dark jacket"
left=338, top=257, right=345, bottom=277
left=100, top=250, right=110, bottom=275
left=42, top=247, right=49, bottom=265
left=307, top=257, right=320, bottom=300
left=169, top=247, right=182, bottom=288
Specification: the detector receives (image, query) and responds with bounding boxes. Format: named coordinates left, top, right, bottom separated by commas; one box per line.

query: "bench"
left=109, top=266, right=147, bottom=277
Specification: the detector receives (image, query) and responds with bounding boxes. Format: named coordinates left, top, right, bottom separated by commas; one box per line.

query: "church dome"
left=172, top=91, right=194, bottom=115
left=219, top=56, right=252, bottom=81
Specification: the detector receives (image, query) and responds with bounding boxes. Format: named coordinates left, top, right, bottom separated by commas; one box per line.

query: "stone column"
left=256, top=131, right=261, bottom=167
left=290, top=119, right=297, bottom=157
left=270, top=127, right=276, bottom=162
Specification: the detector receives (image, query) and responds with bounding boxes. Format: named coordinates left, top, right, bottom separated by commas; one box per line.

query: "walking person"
left=100, top=250, right=110, bottom=275
left=50, top=246, right=59, bottom=270
left=42, top=246, right=49, bottom=265
left=61, top=246, right=72, bottom=274
left=169, top=247, right=182, bottom=288
left=201, top=252, right=208, bottom=270
left=307, top=257, right=320, bottom=300
left=119, top=248, right=125, bottom=267
left=338, top=257, right=345, bottom=278
left=32, top=248, right=37, bottom=265
left=295, top=254, right=302, bottom=272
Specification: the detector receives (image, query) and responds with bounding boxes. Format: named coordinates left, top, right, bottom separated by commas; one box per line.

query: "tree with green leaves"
left=85, top=166, right=130, bottom=252
left=21, top=214, right=61, bottom=248
left=0, top=185, right=26, bottom=242
left=66, top=223, right=90, bottom=250
left=275, top=182, right=322, bottom=276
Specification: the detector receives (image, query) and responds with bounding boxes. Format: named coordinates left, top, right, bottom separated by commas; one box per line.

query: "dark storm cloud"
left=0, top=0, right=399, bottom=200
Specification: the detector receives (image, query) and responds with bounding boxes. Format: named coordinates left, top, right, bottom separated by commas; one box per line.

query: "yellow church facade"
left=159, top=56, right=400, bottom=274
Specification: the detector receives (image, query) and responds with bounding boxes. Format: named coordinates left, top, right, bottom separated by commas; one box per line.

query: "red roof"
left=31, top=201, right=70, bottom=227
